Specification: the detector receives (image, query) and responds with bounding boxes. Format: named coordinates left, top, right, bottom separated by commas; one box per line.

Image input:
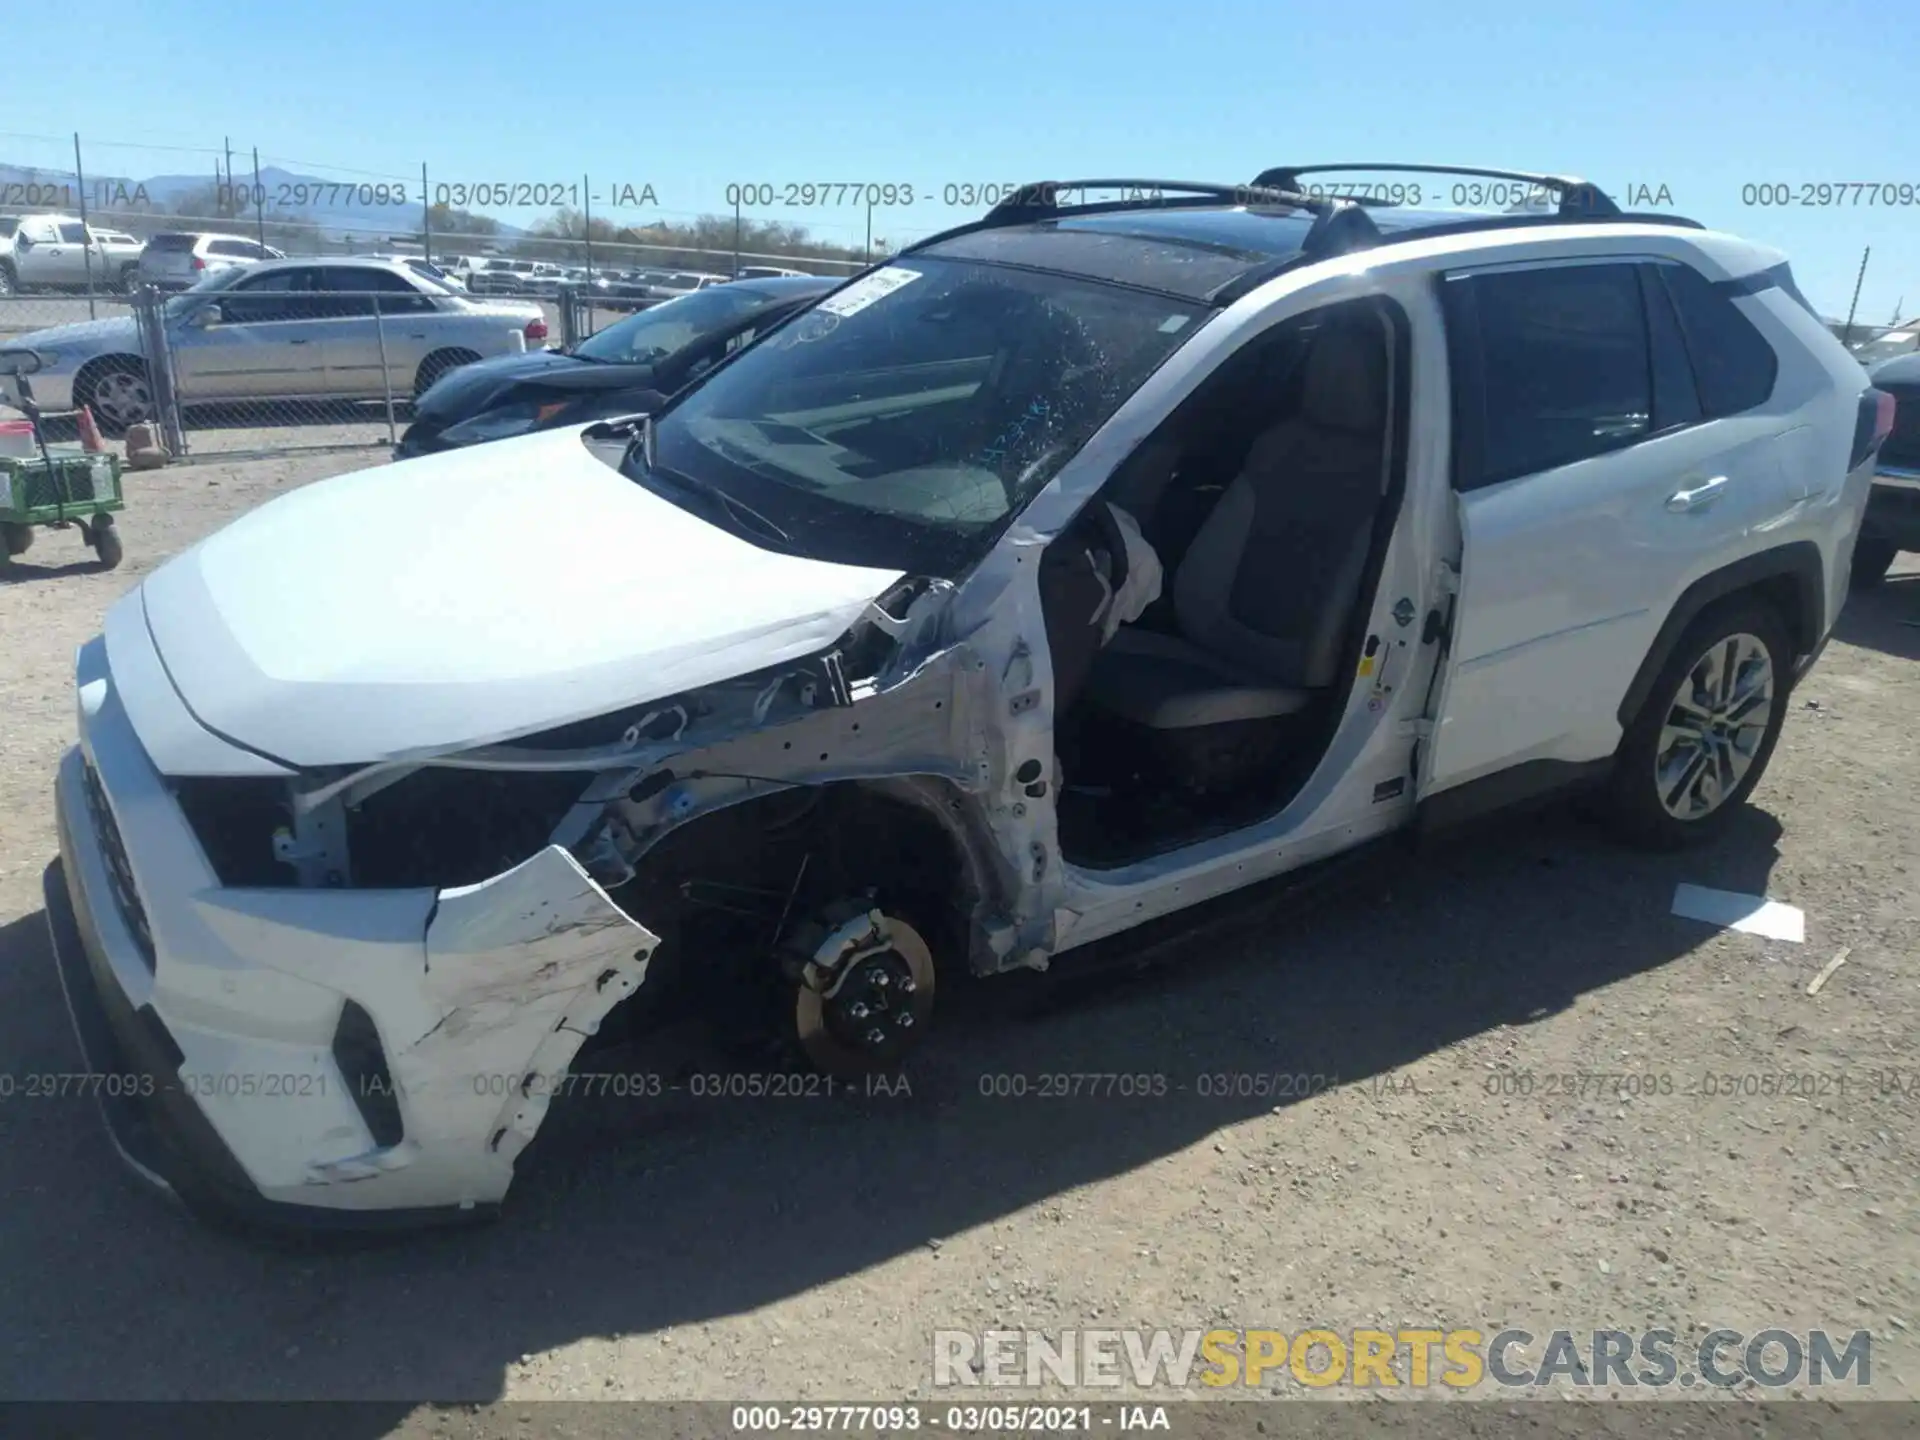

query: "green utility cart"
left=1, top=447, right=126, bottom=569
left=0, top=346, right=126, bottom=571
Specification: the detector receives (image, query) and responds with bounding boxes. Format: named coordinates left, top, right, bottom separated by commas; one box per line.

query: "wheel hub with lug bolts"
left=829, top=949, right=920, bottom=1053
left=792, top=906, right=936, bottom=1076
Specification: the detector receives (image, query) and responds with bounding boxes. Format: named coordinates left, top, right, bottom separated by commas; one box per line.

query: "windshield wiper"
left=644, top=456, right=792, bottom=547
left=609, top=412, right=656, bottom=473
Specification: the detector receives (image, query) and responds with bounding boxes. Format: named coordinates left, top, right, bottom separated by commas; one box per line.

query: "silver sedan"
left=4, top=258, right=550, bottom=433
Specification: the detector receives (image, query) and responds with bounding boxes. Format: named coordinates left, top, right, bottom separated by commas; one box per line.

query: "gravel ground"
left=0, top=452, right=1914, bottom=1427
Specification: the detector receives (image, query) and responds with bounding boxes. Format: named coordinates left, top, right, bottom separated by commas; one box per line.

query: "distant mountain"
left=0, top=160, right=526, bottom=241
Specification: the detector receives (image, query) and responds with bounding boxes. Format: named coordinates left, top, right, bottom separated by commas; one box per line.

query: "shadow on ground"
left=0, top=550, right=115, bottom=583
left=1832, top=572, right=1920, bottom=662
left=0, top=801, right=1783, bottom=1415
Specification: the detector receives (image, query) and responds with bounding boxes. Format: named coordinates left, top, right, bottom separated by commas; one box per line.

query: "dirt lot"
left=0, top=452, right=1915, bottom=1423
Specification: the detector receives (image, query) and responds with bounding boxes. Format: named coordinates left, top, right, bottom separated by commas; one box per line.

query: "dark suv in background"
left=1855, top=354, right=1919, bottom=587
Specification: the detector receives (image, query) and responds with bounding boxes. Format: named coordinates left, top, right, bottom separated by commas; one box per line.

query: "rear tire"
left=0, top=264, right=15, bottom=296
left=1, top=522, right=32, bottom=557
left=1602, top=596, right=1792, bottom=850
left=1850, top=538, right=1898, bottom=590
left=414, top=348, right=481, bottom=402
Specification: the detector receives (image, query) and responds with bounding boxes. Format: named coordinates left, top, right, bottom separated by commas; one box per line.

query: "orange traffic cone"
left=76, top=405, right=106, bottom=454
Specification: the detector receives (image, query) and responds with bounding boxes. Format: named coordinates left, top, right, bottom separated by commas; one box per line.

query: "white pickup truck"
left=0, top=214, right=144, bottom=294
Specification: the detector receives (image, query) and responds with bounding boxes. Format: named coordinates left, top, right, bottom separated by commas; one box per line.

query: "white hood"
left=135, top=427, right=905, bottom=768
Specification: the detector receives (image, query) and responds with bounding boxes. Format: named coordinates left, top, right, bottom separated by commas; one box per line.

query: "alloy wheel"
left=1653, top=632, right=1776, bottom=821
left=92, top=369, right=153, bottom=428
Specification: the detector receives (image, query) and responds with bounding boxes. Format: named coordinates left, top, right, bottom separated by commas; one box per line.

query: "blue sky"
left=7, top=0, right=1919, bottom=320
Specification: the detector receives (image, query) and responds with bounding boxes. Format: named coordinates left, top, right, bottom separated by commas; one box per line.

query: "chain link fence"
left=1, top=292, right=148, bottom=445
left=4, top=279, right=566, bottom=461
left=4, top=264, right=871, bottom=463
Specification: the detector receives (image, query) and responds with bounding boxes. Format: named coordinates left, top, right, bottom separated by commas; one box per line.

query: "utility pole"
left=74, top=133, right=96, bottom=317
left=1843, top=245, right=1871, bottom=349
left=252, top=147, right=267, bottom=251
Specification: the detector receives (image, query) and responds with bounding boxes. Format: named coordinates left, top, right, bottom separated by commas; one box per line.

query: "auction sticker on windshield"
left=817, top=266, right=923, bottom=317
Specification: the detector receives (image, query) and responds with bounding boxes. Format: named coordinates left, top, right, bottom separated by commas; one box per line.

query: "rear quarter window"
left=1656, top=263, right=1779, bottom=416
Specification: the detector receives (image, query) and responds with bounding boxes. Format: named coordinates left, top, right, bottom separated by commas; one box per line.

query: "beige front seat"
left=1084, top=321, right=1389, bottom=731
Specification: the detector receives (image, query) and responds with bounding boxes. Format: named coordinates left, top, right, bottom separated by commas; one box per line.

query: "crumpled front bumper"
left=47, top=643, right=658, bottom=1232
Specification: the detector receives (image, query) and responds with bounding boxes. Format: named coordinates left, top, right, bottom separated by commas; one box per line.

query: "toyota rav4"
left=44, top=165, right=1894, bottom=1231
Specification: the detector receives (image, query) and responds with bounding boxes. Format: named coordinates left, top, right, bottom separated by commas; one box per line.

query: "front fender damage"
left=304, top=846, right=655, bottom=1204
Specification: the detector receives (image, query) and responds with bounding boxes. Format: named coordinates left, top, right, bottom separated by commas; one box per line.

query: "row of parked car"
left=0, top=216, right=290, bottom=295
left=0, top=247, right=835, bottom=442
left=0, top=213, right=825, bottom=301
left=450, top=255, right=812, bottom=307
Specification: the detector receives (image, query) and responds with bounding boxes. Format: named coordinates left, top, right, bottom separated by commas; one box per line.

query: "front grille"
left=1881, top=384, right=1920, bottom=469
left=81, top=760, right=155, bottom=970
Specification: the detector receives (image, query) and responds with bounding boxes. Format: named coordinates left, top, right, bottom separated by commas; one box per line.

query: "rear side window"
left=58, top=223, right=90, bottom=243
left=1656, top=263, right=1778, bottom=416
left=1639, top=265, right=1704, bottom=433
left=1450, top=263, right=1652, bottom=487
left=323, top=266, right=436, bottom=314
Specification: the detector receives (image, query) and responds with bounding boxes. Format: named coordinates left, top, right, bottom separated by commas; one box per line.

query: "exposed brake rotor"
left=789, top=905, right=936, bottom=1076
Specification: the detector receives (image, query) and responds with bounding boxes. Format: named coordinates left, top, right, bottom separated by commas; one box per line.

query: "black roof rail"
left=893, top=170, right=1697, bottom=291
left=975, top=178, right=1307, bottom=221
left=1249, top=163, right=1622, bottom=219
left=963, top=178, right=1382, bottom=258
left=1207, top=210, right=1705, bottom=307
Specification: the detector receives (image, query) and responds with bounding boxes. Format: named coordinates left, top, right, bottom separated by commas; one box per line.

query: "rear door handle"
left=289, top=338, right=312, bottom=345
left=1667, top=475, right=1730, bottom=512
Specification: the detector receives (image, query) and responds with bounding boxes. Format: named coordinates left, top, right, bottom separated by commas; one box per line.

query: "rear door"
left=1418, top=256, right=1789, bottom=800
left=48, top=221, right=97, bottom=285
left=319, top=266, right=440, bottom=396
left=58, top=219, right=103, bottom=288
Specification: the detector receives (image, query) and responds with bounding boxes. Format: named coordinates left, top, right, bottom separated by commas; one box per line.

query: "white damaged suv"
left=46, top=166, right=1893, bottom=1230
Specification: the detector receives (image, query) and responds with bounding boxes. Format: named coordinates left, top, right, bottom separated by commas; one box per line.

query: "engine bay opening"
left=345, top=767, right=600, bottom=890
